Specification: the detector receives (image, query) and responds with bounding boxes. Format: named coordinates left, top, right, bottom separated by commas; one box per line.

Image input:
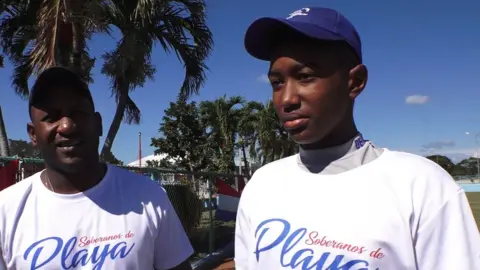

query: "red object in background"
left=237, top=176, right=245, bottom=193
left=0, top=159, right=19, bottom=191
left=215, top=178, right=241, bottom=198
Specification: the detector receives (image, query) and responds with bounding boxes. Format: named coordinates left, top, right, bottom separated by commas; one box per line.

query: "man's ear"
left=27, top=123, right=37, bottom=147
left=95, top=112, right=103, bottom=137
left=348, top=64, right=368, bottom=99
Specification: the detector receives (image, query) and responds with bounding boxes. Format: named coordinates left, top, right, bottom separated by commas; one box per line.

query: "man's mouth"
left=56, top=140, right=82, bottom=150
left=283, top=118, right=309, bottom=130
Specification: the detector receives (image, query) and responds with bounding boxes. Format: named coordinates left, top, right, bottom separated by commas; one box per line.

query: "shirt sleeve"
left=415, top=190, right=480, bottom=269
left=0, top=248, right=5, bottom=270
left=234, top=188, right=253, bottom=270
left=153, top=189, right=194, bottom=270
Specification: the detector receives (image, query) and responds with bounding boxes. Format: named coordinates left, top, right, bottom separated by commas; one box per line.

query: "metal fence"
left=0, top=156, right=244, bottom=259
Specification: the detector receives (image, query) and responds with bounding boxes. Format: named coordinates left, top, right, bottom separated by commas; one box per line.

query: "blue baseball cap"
left=244, top=7, right=362, bottom=62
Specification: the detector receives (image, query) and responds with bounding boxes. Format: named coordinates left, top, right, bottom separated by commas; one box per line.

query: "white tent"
left=127, top=154, right=172, bottom=168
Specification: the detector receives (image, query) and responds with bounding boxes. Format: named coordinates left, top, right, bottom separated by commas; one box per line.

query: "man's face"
left=268, top=39, right=366, bottom=145
left=27, top=87, right=102, bottom=173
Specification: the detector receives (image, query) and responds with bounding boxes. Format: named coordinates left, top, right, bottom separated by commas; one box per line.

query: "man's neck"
left=301, top=123, right=359, bottom=150
left=44, top=163, right=106, bottom=194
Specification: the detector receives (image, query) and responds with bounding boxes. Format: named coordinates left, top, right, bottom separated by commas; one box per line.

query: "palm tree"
left=200, top=95, right=245, bottom=173
left=0, top=0, right=103, bottom=95
left=250, top=100, right=298, bottom=165
left=0, top=53, right=11, bottom=156
left=99, top=0, right=213, bottom=159
left=237, top=101, right=263, bottom=177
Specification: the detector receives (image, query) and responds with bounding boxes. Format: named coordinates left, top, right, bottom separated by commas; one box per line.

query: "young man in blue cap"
left=235, top=7, right=480, bottom=269
left=0, top=67, right=193, bottom=269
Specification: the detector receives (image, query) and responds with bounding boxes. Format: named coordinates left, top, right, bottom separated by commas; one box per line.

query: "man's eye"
left=270, top=79, right=284, bottom=88
left=298, top=73, right=314, bottom=81
left=41, top=115, right=56, bottom=123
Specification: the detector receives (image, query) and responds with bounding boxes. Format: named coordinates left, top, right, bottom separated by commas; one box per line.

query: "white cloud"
left=405, top=95, right=429, bottom=104
left=256, top=74, right=269, bottom=83
left=421, top=140, right=455, bottom=150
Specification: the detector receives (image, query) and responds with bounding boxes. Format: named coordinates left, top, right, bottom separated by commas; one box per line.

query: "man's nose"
left=56, top=117, right=77, bottom=135
left=281, top=81, right=300, bottom=112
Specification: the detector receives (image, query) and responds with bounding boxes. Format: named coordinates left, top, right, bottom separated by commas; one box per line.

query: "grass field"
left=466, top=192, right=480, bottom=229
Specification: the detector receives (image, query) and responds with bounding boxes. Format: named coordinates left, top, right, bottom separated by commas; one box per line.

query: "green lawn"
left=467, top=192, right=480, bottom=229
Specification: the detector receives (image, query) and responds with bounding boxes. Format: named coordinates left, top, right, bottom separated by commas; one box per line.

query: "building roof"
left=127, top=154, right=171, bottom=168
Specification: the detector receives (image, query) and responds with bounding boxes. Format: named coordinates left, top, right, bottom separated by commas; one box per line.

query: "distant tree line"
left=426, top=155, right=480, bottom=177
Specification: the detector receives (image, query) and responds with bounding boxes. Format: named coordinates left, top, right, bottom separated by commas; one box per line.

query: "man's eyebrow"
left=268, top=63, right=315, bottom=77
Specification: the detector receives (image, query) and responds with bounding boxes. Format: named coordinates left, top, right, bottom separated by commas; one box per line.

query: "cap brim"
left=245, top=17, right=344, bottom=61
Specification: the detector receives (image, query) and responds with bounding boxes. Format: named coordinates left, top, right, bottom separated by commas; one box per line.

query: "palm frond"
left=0, top=2, right=38, bottom=61
left=30, top=0, right=63, bottom=72
left=11, top=54, right=33, bottom=98
left=124, top=95, right=141, bottom=124
left=147, top=0, right=213, bottom=96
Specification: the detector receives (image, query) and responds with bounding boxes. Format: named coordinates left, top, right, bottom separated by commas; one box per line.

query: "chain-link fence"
left=0, top=157, right=245, bottom=260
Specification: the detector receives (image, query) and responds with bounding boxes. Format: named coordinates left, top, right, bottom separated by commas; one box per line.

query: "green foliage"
left=101, top=148, right=123, bottom=165
left=163, top=184, right=203, bottom=236
left=426, top=155, right=455, bottom=173
left=454, top=157, right=480, bottom=176
left=8, top=139, right=41, bottom=158
left=199, top=95, right=245, bottom=172
left=151, top=95, right=298, bottom=174
left=426, top=155, right=480, bottom=177
left=151, top=94, right=213, bottom=172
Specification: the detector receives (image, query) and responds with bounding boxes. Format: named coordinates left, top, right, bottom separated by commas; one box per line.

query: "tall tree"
left=99, top=0, right=213, bottom=159
left=251, top=100, right=298, bottom=165
left=0, top=0, right=100, bottom=93
left=0, top=106, right=10, bottom=156
left=0, top=57, right=9, bottom=156
left=237, top=101, right=263, bottom=177
left=200, top=95, right=245, bottom=173
left=151, top=94, right=212, bottom=172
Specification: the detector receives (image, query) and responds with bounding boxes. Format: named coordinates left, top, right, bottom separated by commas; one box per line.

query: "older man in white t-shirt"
left=0, top=67, right=193, bottom=269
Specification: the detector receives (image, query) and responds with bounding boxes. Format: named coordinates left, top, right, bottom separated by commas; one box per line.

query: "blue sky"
left=1, top=0, right=479, bottom=164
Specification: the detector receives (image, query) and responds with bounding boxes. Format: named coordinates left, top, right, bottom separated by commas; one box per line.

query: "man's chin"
left=52, top=158, right=89, bottom=174
left=288, top=127, right=312, bottom=144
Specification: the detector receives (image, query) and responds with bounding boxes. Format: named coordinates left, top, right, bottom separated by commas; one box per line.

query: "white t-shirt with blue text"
left=0, top=165, right=193, bottom=269
left=235, top=149, right=480, bottom=269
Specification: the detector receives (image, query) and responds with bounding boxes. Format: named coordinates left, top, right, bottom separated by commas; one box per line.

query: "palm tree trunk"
left=0, top=105, right=11, bottom=156
left=100, top=88, right=128, bottom=160
left=71, top=22, right=82, bottom=70
left=66, top=0, right=83, bottom=73
left=240, top=142, right=250, bottom=178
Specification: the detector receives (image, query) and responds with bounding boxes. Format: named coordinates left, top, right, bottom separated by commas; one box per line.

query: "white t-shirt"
left=235, top=149, right=480, bottom=269
left=0, top=165, right=193, bottom=269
